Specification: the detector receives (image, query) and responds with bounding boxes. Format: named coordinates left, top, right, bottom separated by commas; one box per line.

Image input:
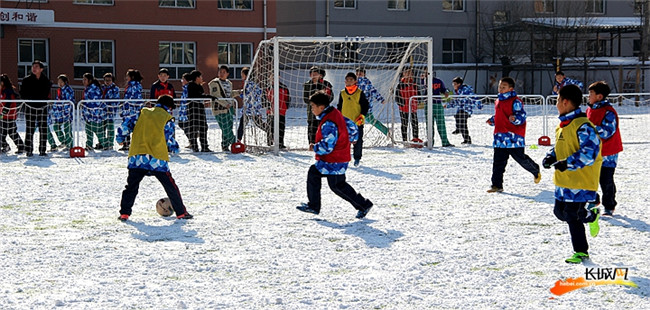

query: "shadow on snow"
left=313, top=218, right=403, bottom=248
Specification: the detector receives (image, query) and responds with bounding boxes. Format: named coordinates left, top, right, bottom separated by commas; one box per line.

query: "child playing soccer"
left=586, top=81, right=623, bottom=216
left=116, top=95, right=193, bottom=221
left=337, top=72, right=369, bottom=167
left=48, top=74, right=75, bottom=151
left=543, top=84, right=602, bottom=264
left=297, top=92, right=374, bottom=219
left=486, top=77, right=541, bottom=193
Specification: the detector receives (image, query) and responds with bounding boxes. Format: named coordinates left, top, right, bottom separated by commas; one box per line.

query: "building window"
left=18, top=39, right=48, bottom=79
left=334, top=0, right=356, bottom=9
left=332, top=42, right=359, bottom=63
left=387, top=0, right=408, bottom=10
left=442, top=39, right=465, bottom=63
left=585, top=0, right=604, bottom=14
left=585, top=40, right=607, bottom=57
left=534, top=0, right=554, bottom=13
left=159, top=42, right=196, bottom=80
left=218, top=0, right=252, bottom=10
left=218, top=42, right=252, bottom=79
left=73, top=40, right=114, bottom=79
left=159, top=0, right=195, bottom=8
left=633, top=39, right=641, bottom=57
left=442, top=0, right=464, bottom=11
left=492, top=11, right=508, bottom=25
left=634, top=0, right=644, bottom=14
left=74, top=0, right=114, bottom=5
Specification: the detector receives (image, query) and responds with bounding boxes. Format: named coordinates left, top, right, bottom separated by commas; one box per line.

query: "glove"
left=355, top=115, right=365, bottom=126
left=542, top=155, right=556, bottom=169
left=553, top=160, right=568, bottom=172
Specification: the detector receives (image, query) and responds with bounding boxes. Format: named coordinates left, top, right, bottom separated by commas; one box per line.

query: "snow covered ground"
left=1, top=114, right=649, bottom=309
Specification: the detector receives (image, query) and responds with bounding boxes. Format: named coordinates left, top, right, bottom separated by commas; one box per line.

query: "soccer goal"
left=241, top=36, right=434, bottom=153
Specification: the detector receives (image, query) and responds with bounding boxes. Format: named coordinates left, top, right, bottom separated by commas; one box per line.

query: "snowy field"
left=1, top=114, right=649, bottom=309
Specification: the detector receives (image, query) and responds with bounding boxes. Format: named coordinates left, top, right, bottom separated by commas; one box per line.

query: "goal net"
left=241, top=36, right=433, bottom=152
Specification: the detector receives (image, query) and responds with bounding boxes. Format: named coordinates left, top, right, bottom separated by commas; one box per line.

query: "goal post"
left=243, top=36, right=434, bottom=154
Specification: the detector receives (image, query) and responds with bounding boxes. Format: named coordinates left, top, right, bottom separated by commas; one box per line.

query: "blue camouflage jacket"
left=241, top=80, right=265, bottom=116
left=552, top=77, right=584, bottom=95
left=116, top=104, right=179, bottom=172
left=548, top=108, right=601, bottom=202
left=49, top=85, right=74, bottom=124
left=357, top=76, right=384, bottom=113
left=177, top=84, right=189, bottom=122
left=449, top=84, right=482, bottom=115
left=314, top=107, right=359, bottom=175
left=488, top=91, right=527, bottom=148
left=102, top=83, right=121, bottom=118
left=590, top=99, right=619, bottom=168
left=121, top=80, right=143, bottom=118
left=82, top=84, right=106, bottom=123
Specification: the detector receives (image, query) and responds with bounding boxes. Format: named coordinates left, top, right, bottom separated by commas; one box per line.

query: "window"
left=634, top=0, right=645, bottom=14
left=442, top=0, right=464, bottom=11
left=387, top=0, right=408, bottom=10
left=534, top=0, right=554, bottom=13
left=334, top=0, right=356, bottom=9
left=218, top=43, right=253, bottom=79
left=159, top=42, right=196, bottom=80
left=332, top=42, right=359, bottom=63
left=74, top=0, right=113, bottom=5
left=159, top=0, right=194, bottom=8
left=633, top=39, right=641, bottom=57
left=18, top=39, right=48, bottom=79
left=492, top=11, right=508, bottom=25
left=218, top=0, right=252, bottom=10
left=73, top=40, right=114, bottom=79
left=585, top=40, right=607, bottom=57
left=442, top=39, right=465, bottom=63
left=585, top=0, right=604, bottom=14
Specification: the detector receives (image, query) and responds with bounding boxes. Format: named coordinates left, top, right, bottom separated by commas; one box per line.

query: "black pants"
left=266, top=114, right=286, bottom=147
left=236, top=114, right=268, bottom=141
left=120, top=168, right=187, bottom=216
left=399, top=111, right=418, bottom=141
left=554, top=200, right=596, bottom=253
left=306, top=165, right=371, bottom=212
left=307, top=114, right=319, bottom=145
left=24, top=105, right=48, bottom=154
left=1, top=119, right=24, bottom=151
left=187, top=103, right=208, bottom=151
left=491, top=147, right=540, bottom=188
left=354, top=124, right=364, bottom=161
left=600, top=167, right=617, bottom=211
left=454, top=110, right=471, bottom=143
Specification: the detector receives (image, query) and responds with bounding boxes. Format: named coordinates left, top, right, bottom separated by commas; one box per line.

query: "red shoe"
left=118, top=214, right=129, bottom=222
left=176, top=212, right=194, bottom=220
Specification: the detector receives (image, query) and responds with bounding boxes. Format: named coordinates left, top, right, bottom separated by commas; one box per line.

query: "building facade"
left=1, top=0, right=276, bottom=91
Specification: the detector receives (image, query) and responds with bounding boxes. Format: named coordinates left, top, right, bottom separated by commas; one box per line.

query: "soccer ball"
left=156, top=198, right=174, bottom=217
left=410, top=138, right=424, bottom=148
left=231, top=141, right=246, bottom=154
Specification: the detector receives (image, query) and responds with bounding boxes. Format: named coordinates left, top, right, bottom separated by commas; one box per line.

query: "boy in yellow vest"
left=542, top=85, right=601, bottom=263
left=116, top=95, right=193, bottom=221
left=337, top=72, right=369, bottom=167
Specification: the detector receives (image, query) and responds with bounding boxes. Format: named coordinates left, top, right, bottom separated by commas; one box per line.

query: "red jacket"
left=315, top=108, right=351, bottom=163
left=494, top=95, right=526, bottom=137
left=266, top=84, right=290, bottom=116
left=587, top=105, right=623, bottom=156
left=396, top=78, right=419, bottom=113
left=0, top=87, right=19, bottom=120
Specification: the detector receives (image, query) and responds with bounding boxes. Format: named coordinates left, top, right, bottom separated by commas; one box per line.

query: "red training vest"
left=494, top=95, right=526, bottom=137
left=587, top=105, right=623, bottom=156
left=315, top=108, right=351, bottom=163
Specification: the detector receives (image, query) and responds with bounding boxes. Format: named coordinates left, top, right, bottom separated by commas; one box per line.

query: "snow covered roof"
left=519, top=17, right=642, bottom=32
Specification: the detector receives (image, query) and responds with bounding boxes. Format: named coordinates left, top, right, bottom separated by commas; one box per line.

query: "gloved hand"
left=355, top=115, right=365, bottom=126
left=542, top=154, right=557, bottom=169
left=553, top=160, right=568, bottom=172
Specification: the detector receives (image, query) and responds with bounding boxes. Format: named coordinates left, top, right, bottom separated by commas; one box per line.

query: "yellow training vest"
left=129, top=107, right=173, bottom=161
left=340, top=88, right=362, bottom=120
left=553, top=117, right=602, bottom=191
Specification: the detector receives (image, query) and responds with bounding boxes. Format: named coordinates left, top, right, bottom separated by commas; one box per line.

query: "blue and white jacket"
left=82, top=84, right=106, bottom=123
left=357, top=76, right=385, bottom=113
left=488, top=91, right=527, bottom=148
left=314, top=107, right=359, bottom=175
left=116, top=104, right=179, bottom=172
left=177, top=84, right=189, bottom=122
left=102, top=83, right=121, bottom=118
left=552, top=77, right=584, bottom=95
left=548, top=108, right=601, bottom=202
left=590, top=99, right=619, bottom=168
left=241, top=80, right=265, bottom=116
left=449, top=84, right=482, bottom=115
left=121, top=80, right=143, bottom=118
left=49, top=84, right=74, bottom=124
